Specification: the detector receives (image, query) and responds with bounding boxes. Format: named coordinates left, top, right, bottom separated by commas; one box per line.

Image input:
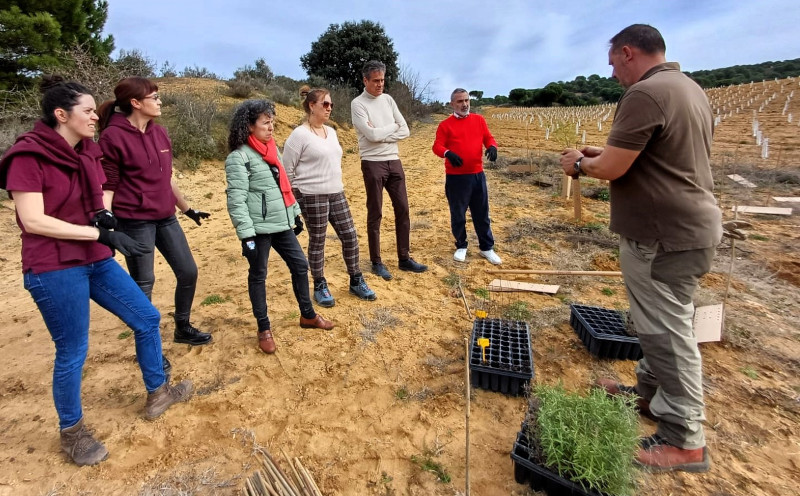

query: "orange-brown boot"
left=299, top=314, right=334, bottom=330
left=636, top=434, right=710, bottom=473
left=258, top=329, right=276, bottom=354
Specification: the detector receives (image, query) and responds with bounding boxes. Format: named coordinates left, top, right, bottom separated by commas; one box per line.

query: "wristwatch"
left=573, top=157, right=586, bottom=176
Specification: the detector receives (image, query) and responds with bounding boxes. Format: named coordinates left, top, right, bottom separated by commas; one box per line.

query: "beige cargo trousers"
left=619, top=236, right=715, bottom=450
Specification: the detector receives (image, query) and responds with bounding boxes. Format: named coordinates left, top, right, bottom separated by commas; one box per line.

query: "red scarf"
left=247, top=135, right=296, bottom=207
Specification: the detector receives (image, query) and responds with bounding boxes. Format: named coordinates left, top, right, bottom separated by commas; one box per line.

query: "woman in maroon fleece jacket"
left=0, top=76, right=193, bottom=466
left=97, top=77, right=212, bottom=346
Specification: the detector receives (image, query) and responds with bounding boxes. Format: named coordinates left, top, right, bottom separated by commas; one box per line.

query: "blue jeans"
left=24, top=258, right=165, bottom=430
left=117, top=215, right=198, bottom=326
left=445, top=172, right=495, bottom=251
left=247, top=230, right=315, bottom=332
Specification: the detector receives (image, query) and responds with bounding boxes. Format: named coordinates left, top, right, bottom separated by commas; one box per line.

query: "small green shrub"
left=117, top=330, right=132, bottom=339
left=504, top=301, right=532, bottom=321
left=200, top=294, right=229, bottom=306
left=748, top=234, right=768, bottom=241
left=226, top=79, right=254, bottom=99
left=441, top=273, right=460, bottom=288
left=741, top=366, right=759, bottom=379
left=474, top=288, right=490, bottom=300
left=410, top=452, right=451, bottom=483
left=601, top=287, right=615, bottom=296
left=527, top=384, right=639, bottom=495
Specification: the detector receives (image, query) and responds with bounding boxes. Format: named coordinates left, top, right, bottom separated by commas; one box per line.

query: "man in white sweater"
left=351, top=60, right=427, bottom=280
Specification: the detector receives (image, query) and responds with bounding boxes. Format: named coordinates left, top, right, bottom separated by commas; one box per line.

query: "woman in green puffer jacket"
left=225, top=99, right=334, bottom=355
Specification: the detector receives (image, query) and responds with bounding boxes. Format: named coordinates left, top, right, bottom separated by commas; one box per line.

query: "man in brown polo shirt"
left=560, top=24, right=721, bottom=473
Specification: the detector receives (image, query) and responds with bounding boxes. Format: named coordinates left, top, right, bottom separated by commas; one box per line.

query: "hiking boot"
left=371, top=262, right=393, bottom=280
left=453, top=248, right=467, bottom=262
left=479, top=249, right=502, bottom=265
left=313, top=279, right=335, bottom=308
left=257, top=329, right=276, bottom=354
left=398, top=257, right=428, bottom=273
left=60, top=418, right=109, bottom=466
left=299, top=314, right=334, bottom=330
left=595, top=378, right=657, bottom=421
left=349, top=274, right=377, bottom=301
left=174, top=323, right=213, bottom=346
left=636, top=434, right=710, bottom=473
left=144, top=380, right=194, bottom=420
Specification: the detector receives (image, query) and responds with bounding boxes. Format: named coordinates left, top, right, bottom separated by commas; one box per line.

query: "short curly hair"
left=228, top=99, right=276, bottom=152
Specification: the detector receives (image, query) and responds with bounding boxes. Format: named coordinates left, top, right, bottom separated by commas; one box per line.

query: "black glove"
left=485, top=145, right=498, bottom=162
left=445, top=151, right=463, bottom=167
left=90, top=209, right=118, bottom=230
left=293, top=215, right=304, bottom=236
left=241, top=237, right=258, bottom=263
left=183, top=208, right=210, bottom=226
left=97, top=227, right=151, bottom=257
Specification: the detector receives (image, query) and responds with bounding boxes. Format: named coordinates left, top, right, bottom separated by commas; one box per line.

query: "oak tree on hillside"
left=0, top=0, right=114, bottom=89
left=300, top=20, right=399, bottom=91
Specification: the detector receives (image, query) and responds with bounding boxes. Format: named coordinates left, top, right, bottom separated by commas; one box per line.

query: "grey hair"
left=609, top=24, right=666, bottom=55
left=228, top=99, right=275, bottom=151
left=361, top=60, right=386, bottom=79
left=450, top=88, right=469, bottom=101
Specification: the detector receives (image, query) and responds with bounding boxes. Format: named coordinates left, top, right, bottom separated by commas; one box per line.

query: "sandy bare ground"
left=0, top=79, right=798, bottom=495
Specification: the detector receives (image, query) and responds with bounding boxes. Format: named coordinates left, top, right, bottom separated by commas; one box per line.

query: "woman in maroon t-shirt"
left=0, top=76, right=193, bottom=467
left=97, top=77, right=212, bottom=346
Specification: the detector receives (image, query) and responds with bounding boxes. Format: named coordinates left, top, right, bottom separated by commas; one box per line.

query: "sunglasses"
left=320, top=101, right=333, bottom=109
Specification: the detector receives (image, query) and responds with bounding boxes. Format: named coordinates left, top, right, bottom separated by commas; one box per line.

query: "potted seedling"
left=511, top=383, right=640, bottom=495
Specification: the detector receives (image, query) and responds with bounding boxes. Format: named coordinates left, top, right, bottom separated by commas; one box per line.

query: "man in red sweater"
left=432, top=88, right=501, bottom=264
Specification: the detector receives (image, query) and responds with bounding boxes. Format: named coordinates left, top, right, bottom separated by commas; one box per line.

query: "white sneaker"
left=479, top=249, right=502, bottom=265
left=453, top=248, right=467, bottom=262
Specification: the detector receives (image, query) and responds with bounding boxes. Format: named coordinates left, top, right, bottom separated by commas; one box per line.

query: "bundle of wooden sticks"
left=242, top=449, right=322, bottom=496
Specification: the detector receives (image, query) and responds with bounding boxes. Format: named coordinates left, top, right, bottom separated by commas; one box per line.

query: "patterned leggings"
left=295, top=190, right=360, bottom=280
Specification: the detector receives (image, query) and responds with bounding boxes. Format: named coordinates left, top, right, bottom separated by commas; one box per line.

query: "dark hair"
left=361, top=60, right=386, bottom=79
left=228, top=99, right=276, bottom=151
left=609, top=24, right=666, bottom=55
left=39, top=75, right=92, bottom=128
left=97, top=76, right=159, bottom=130
left=302, top=88, right=330, bottom=115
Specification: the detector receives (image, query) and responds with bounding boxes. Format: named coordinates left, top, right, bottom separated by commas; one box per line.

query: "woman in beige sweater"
left=283, top=89, right=376, bottom=307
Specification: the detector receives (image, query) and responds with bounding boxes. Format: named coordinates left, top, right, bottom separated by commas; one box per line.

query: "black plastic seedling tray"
left=469, top=318, right=533, bottom=396
left=569, top=304, right=643, bottom=360
left=511, top=425, right=606, bottom=496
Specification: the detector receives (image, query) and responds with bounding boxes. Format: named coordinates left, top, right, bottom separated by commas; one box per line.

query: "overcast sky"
left=104, top=0, right=800, bottom=102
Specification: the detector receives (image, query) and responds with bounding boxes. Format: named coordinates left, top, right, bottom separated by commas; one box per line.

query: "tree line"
left=472, top=58, right=800, bottom=107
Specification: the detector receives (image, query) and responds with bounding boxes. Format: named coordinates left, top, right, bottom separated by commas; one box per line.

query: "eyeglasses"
left=320, top=101, right=333, bottom=109
left=142, top=94, right=160, bottom=101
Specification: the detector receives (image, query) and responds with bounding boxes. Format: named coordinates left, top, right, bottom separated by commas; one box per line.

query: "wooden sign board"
left=732, top=206, right=793, bottom=215
left=694, top=304, right=723, bottom=343
left=727, top=174, right=757, bottom=188
left=773, top=197, right=800, bottom=203
left=488, top=279, right=559, bottom=294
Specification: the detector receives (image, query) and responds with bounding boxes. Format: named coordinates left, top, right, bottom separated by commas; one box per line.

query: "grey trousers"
left=619, top=236, right=715, bottom=449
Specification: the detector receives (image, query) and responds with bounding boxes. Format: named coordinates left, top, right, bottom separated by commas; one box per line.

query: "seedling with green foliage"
left=410, top=452, right=451, bottom=483
left=601, top=287, right=615, bottom=296
left=525, top=383, right=639, bottom=495
left=201, top=294, right=229, bottom=305
left=504, top=301, right=533, bottom=321
left=741, top=366, right=759, bottom=379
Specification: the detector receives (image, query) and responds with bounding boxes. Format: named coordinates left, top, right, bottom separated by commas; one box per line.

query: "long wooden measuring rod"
left=486, top=269, right=623, bottom=276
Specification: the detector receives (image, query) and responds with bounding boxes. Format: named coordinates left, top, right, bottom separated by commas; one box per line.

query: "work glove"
left=90, top=209, right=118, bottom=230
left=241, top=237, right=258, bottom=264
left=293, top=215, right=304, bottom=236
left=97, top=227, right=151, bottom=257
left=183, top=208, right=210, bottom=226
left=485, top=145, right=498, bottom=162
left=444, top=151, right=463, bottom=167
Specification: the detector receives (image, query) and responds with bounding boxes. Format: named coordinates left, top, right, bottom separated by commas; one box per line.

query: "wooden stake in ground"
left=572, top=174, right=581, bottom=221
left=465, top=337, right=471, bottom=496
left=486, top=269, right=622, bottom=276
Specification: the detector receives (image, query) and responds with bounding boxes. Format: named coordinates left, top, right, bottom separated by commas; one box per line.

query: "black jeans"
left=445, top=172, right=495, bottom=251
left=117, top=215, right=198, bottom=326
left=247, top=229, right=315, bottom=332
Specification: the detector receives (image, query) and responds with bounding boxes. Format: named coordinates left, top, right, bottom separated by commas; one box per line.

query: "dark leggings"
left=117, top=215, right=198, bottom=325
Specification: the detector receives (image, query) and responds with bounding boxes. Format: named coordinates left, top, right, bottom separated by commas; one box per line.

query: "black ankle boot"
left=174, top=322, right=213, bottom=346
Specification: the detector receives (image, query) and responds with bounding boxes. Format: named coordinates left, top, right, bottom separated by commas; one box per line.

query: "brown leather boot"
left=144, top=380, right=194, bottom=420
left=258, top=329, right=276, bottom=354
left=636, top=434, right=710, bottom=472
left=299, top=314, right=334, bottom=330
left=595, top=378, right=657, bottom=421
left=60, top=418, right=109, bottom=466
